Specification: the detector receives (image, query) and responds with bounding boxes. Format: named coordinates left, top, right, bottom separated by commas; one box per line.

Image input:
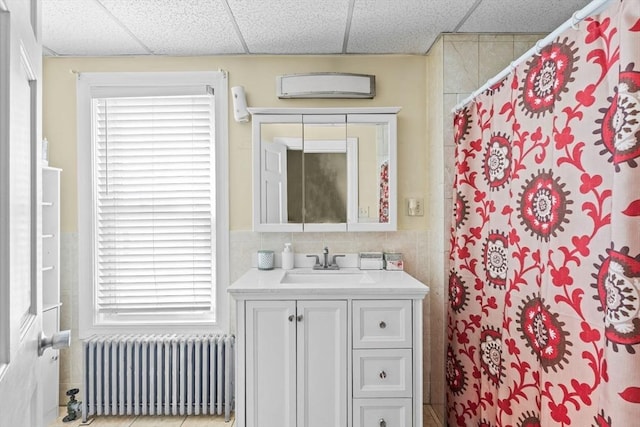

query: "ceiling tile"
left=347, top=0, right=477, bottom=54
left=458, top=0, right=592, bottom=33
left=227, top=0, right=349, bottom=54
left=42, top=0, right=149, bottom=56
left=99, top=0, right=245, bottom=55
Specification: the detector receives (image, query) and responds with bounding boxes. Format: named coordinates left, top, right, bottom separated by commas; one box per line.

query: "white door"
left=0, top=1, right=45, bottom=426
left=261, top=141, right=288, bottom=224
left=246, top=300, right=297, bottom=427
left=296, top=300, right=347, bottom=427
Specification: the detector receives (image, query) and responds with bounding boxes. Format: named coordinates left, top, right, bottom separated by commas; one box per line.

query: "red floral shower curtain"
left=447, top=1, right=640, bottom=426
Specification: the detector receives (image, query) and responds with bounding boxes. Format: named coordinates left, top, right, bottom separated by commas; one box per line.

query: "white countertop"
left=227, top=267, right=429, bottom=300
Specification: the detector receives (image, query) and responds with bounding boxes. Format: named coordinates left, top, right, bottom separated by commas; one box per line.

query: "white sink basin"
left=280, top=271, right=375, bottom=285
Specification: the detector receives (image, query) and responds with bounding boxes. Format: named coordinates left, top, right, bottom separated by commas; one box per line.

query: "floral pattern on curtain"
left=447, top=1, right=640, bottom=426
left=379, top=160, right=389, bottom=222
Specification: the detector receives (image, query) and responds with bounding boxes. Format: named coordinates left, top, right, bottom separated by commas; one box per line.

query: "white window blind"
left=93, top=93, right=216, bottom=321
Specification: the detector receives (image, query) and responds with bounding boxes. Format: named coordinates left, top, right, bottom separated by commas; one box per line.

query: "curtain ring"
left=571, top=11, right=580, bottom=30
left=534, top=41, right=543, bottom=56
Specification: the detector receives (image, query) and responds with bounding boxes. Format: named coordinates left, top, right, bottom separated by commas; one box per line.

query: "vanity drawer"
left=353, top=349, right=412, bottom=398
left=353, top=300, right=412, bottom=348
left=353, top=398, right=412, bottom=427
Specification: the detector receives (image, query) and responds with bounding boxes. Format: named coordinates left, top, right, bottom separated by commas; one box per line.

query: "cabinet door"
left=296, top=300, right=347, bottom=427
left=252, top=109, right=398, bottom=232
left=246, top=300, right=297, bottom=427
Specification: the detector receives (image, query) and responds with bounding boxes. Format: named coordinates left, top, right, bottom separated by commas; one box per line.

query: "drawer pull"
left=379, top=418, right=386, bottom=427
left=288, top=315, right=295, bottom=322
left=297, top=314, right=303, bottom=322
left=379, top=370, right=387, bottom=379
left=379, top=321, right=386, bottom=329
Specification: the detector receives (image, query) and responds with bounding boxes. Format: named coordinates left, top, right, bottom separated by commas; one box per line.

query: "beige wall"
left=44, top=55, right=429, bottom=233
left=43, top=54, right=437, bottom=404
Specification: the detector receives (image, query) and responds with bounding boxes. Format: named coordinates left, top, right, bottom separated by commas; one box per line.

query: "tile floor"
left=49, top=405, right=443, bottom=426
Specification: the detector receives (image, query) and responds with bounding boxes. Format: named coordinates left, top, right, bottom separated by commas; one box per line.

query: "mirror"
left=252, top=109, right=397, bottom=232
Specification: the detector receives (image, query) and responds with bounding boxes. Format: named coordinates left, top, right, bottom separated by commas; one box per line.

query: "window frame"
left=77, top=71, right=229, bottom=338
left=0, top=7, right=10, bottom=376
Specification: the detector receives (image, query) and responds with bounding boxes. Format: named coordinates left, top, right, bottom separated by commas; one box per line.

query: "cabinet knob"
left=288, top=315, right=295, bottom=322
left=379, top=370, right=387, bottom=379
left=297, top=315, right=303, bottom=322
left=379, top=418, right=386, bottom=427
left=379, top=321, right=386, bottom=329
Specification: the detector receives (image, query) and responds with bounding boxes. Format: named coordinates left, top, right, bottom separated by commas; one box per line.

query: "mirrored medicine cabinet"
left=249, top=107, right=399, bottom=232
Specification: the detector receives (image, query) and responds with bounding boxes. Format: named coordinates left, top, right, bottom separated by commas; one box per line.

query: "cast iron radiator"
left=82, top=334, right=234, bottom=422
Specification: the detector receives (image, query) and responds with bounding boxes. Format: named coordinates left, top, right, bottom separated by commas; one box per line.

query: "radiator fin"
left=82, top=334, right=234, bottom=422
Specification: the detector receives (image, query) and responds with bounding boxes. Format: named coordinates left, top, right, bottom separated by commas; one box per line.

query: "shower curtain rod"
left=451, top=0, right=615, bottom=113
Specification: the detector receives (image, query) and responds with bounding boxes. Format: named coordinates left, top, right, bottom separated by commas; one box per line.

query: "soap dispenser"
left=282, top=243, right=294, bottom=270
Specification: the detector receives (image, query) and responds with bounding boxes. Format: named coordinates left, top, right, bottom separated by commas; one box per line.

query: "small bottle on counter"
left=282, top=243, right=294, bottom=270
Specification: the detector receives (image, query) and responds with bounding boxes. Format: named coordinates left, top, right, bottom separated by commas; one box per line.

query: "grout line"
left=342, top=0, right=356, bottom=53
left=221, top=0, right=250, bottom=54
left=452, top=0, right=483, bottom=32
left=428, top=404, right=444, bottom=426
left=92, top=0, right=154, bottom=54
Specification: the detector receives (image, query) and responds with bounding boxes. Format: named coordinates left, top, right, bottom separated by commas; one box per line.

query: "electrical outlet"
left=359, top=206, right=369, bottom=218
left=407, top=197, right=424, bottom=216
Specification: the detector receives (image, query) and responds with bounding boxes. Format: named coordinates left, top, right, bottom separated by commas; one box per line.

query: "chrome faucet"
left=306, top=246, right=344, bottom=270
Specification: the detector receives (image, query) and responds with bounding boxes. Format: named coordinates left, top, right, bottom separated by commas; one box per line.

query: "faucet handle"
left=331, top=254, right=345, bottom=266
left=306, top=254, right=320, bottom=267
left=323, top=246, right=329, bottom=254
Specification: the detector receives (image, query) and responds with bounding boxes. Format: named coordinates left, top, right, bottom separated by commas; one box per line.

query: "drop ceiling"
left=42, top=0, right=593, bottom=56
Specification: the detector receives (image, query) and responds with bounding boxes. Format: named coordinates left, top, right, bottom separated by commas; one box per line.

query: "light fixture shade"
left=276, top=73, right=375, bottom=99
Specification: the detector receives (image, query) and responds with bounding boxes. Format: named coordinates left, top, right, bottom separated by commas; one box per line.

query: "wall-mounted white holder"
left=231, top=86, right=250, bottom=122
left=38, top=330, right=71, bottom=356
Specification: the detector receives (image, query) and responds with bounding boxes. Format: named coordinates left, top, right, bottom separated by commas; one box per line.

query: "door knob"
left=38, top=330, right=71, bottom=356
left=297, top=315, right=303, bottom=322
left=288, top=315, right=295, bottom=322
left=379, top=321, right=386, bottom=329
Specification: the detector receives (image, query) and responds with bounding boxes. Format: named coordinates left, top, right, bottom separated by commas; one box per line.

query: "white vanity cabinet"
left=229, top=268, right=428, bottom=427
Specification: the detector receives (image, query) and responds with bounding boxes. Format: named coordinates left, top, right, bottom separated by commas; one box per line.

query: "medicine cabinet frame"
left=249, top=107, right=399, bottom=232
